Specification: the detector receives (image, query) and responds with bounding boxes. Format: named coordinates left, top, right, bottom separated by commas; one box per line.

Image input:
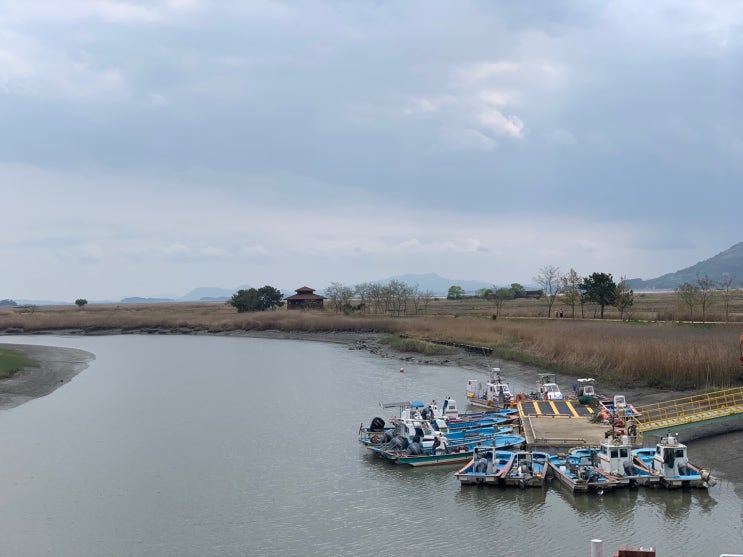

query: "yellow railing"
left=635, top=386, right=743, bottom=431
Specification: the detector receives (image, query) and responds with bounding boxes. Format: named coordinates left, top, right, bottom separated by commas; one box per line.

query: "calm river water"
left=0, top=335, right=740, bottom=557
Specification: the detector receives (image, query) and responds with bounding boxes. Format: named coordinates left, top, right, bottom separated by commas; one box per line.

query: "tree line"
left=324, top=280, right=435, bottom=316
left=530, top=265, right=634, bottom=320
left=225, top=268, right=741, bottom=321
left=674, top=272, right=741, bottom=322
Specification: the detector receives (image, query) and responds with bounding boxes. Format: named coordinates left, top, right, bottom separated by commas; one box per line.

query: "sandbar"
left=0, top=342, right=94, bottom=411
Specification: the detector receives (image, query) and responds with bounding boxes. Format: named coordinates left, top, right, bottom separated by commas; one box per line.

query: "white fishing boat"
left=466, top=367, right=516, bottom=409
left=631, top=432, right=717, bottom=489
left=597, top=433, right=659, bottom=486
left=536, top=373, right=563, bottom=401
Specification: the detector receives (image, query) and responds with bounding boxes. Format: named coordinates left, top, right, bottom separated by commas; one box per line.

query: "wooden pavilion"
left=285, top=286, right=326, bottom=310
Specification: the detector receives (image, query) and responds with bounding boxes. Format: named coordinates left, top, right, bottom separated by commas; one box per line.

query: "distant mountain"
left=381, top=273, right=495, bottom=296
left=15, top=299, right=71, bottom=306
left=178, top=287, right=240, bottom=302
left=120, top=297, right=176, bottom=304
left=628, top=241, right=743, bottom=290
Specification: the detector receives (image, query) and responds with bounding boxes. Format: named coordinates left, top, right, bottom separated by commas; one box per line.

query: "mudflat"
left=0, top=343, right=94, bottom=411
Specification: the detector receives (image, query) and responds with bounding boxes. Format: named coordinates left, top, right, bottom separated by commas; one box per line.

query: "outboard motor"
left=406, top=442, right=422, bottom=456
left=623, top=460, right=634, bottom=476
left=370, top=417, right=385, bottom=432
left=387, top=436, right=407, bottom=451
left=701, top=470, right=717, bottom=487
left=474, top=458, right=489, bottom=473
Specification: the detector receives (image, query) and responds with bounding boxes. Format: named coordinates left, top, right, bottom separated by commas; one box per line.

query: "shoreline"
left=0, top=342, right=95, bottom=411
left=1, top=328, right=693, bottom=410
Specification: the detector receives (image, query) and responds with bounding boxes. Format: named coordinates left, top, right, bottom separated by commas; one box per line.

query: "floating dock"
left=517, top=399, right=633, bottom=453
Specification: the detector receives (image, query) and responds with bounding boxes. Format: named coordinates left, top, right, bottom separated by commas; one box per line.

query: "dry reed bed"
left=398, top=317, right=742, bottom=389
left=1, top=304, right=742, bottom=389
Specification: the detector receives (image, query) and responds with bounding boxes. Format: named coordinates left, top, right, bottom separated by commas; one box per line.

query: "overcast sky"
left=2, top=0, right=742, bottom=301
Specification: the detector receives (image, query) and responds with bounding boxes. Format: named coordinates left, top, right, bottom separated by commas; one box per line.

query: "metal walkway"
left=634, top=386, right=743, bottom=435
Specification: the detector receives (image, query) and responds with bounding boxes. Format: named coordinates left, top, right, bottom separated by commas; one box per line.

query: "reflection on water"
left=454, top=481, right=548, bottom=513
left=0, top=335, right=740, bottom=557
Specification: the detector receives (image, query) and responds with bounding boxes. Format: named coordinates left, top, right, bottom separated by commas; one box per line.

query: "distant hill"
left=120, top=297, right=176, bottom=304
left=628, top=241, right=743, bottom=290
left=178, top=287, right=239, bottom=302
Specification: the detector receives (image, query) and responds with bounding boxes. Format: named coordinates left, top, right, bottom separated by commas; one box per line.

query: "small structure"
left=285, top=286, right=326, bottom=310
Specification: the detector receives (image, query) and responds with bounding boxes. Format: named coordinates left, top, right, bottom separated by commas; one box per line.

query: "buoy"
left=400, top=367, right=405, bottom=373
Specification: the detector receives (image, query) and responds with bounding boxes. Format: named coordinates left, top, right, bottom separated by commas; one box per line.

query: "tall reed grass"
left=1, top=300, right=741, bottom=389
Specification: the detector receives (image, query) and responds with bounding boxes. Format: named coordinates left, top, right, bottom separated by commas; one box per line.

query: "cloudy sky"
left=2, top=0, right=742, bottom=301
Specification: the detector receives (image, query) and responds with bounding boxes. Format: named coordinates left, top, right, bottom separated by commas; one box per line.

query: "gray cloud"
left=1, top=1, right=741, bottom=299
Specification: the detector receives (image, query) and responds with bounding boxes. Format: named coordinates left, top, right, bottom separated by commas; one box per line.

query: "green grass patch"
left=381, top=336, right=459, bottom=356
left=0, top=348, right=36, bottom=379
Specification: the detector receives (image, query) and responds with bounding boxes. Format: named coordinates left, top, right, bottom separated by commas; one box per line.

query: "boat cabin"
left=537, top=374, right=563, bottom=400
left=466, top=368, right=512, bottom=407
left=465, top=379, right=484, bottom=399
left=651, top=434, right=691, bottom=477
left=576, top=378, right=596, bottom=398
left=598, top=436, right=633, bottom=476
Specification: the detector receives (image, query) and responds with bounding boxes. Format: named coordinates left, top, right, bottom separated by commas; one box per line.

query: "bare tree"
left=676, top=282, right=700, bottom=322
left=413, top=289, right=435, bottom=315
left=325, top=282, right=354, bottom=313
left=377, top=280, right=414, bottom=316
left=368, top=282, right=385, bottom=314
left=492, top=287, right=515, bottom=318
left=354, top=282, right=373, bottom=314
left=534, top=265, right=562, bottom=318
left=559, top=268, right=582, bottom=318
left=718, top=274, right=735, bottom=322
left=696, top=273, right=716, bottom=322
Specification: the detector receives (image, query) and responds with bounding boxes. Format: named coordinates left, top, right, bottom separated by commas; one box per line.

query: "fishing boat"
left=500, top=450, right=551, bottom=488
left=466, top=367, right=519, bottom=410
left=358, top=399, right=492, bottom=450
left=599, top=394, right=642, bottom=419
left=500, top=451, right=550, bottom=488
left=631, top=433, right=717, bottom=489
left=358, top=400, right=429, bottom=449
left=394, top=432, right=525, bottom=467
left=431, top=398, right=508, bottom=429
left=536, top=373, right=563, bottom=401
left=454, top=446, right=514, bottom=484
left=574, top=378, right=610, bottom=404
left=597, top=433, right=660, bottom=487
left=548, top=448, right=623, bottom=493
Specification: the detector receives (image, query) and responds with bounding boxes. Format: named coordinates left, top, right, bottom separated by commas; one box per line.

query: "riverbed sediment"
left=0, top=342, right=94, bottom=411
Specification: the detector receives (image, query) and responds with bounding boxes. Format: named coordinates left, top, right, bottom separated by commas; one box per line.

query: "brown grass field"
left=2, top=292, right=743, bottom=390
